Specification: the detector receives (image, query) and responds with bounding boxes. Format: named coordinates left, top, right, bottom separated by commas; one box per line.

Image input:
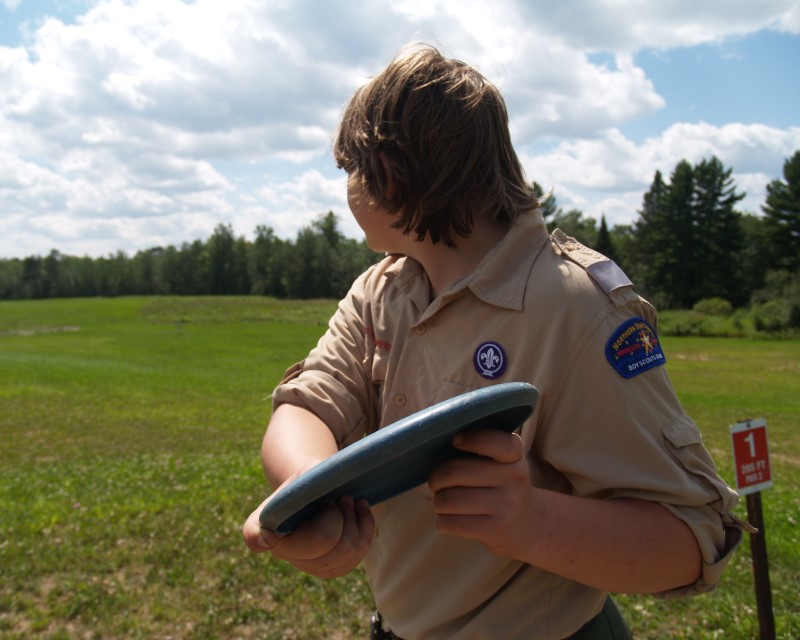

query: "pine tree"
left=634, top=159, right=745, bottom=308
left=594, top=215, right=617, bottom=262
left=633, top=170, right=673, bottom=304
left=762, top=150, right=800, bottom=273
left=692, top=156, right=745, bottom=305
left=665, top=160, right=698, bottom=307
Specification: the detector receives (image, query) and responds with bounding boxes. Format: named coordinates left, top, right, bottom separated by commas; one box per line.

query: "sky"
left=1, top=0, right=798, bottom=259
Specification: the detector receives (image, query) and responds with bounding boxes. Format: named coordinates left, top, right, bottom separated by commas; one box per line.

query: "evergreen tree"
left=610, top=224, right=635, bottom=275
left=634, top=159, right=744, bottom=308
left=762, top=150, right=800, bottom=273
left=632, top=170, right=672, bottom=303
left=692, top=156, right=745, bottom=305
left=594, top=215, right=617, bottom=261
left=665, top=160, right=697, bottom=307
left=738, top=214, right=770, bottom=296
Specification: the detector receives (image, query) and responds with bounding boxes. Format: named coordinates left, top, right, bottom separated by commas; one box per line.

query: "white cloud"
left=254, top=170, right=352, bottom=239
left=521, top=123, right=800, bottom=225
left=0, top=0, right=797, bottom=257
left=778, top=2, right=800, bottom=32
left=516, top=0, right=800, bottom=50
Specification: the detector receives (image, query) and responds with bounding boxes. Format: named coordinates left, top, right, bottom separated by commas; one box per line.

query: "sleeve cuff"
left=655, top=514, right=751, bottom=598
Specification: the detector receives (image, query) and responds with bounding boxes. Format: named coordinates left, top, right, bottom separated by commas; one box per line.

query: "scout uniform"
left=273, top=210, right=747, bottom=639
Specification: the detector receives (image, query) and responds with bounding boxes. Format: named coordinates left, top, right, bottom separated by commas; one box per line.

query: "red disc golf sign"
left=730, top=418, right=772, bottom=495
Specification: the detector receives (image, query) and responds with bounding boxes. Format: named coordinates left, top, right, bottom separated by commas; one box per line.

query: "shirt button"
left=394, top=394, right=406, bottom=407
left=415, top=323, right=427, bottom=335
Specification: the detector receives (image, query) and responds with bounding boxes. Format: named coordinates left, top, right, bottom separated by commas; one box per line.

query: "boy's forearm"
left=262, top=403, right=339, bottom=489
left=522, top=490, right=702, bottom=594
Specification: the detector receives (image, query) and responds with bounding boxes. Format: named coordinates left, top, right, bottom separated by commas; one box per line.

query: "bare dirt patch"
left=0, top=326, right=80, bottom=337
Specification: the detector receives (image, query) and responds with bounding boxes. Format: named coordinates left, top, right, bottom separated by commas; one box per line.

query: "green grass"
left=615, top=337, right=800, bottom=639
left=1, top=297, right=798, bottom=639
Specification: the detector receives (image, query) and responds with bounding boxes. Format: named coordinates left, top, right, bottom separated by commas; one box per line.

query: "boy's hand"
left=243, top=490, right=375, bottom=578
left=428, top=429, right=535, bottom=559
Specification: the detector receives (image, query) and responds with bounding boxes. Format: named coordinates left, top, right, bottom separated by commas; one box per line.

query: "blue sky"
left=1, top=0, right=798, bottom=258
left=629, top=32, right=798, bottom=134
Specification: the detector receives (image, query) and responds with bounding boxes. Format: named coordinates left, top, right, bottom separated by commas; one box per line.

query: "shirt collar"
left=383, top=254, right=430, bottom=311
left=446, top=211, right=549, bottom=311
left=384, top=211, right=549, bottom=313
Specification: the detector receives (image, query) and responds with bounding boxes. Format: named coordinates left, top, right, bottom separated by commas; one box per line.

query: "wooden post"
left=730, top=419, right=775, bottom=640
left=745, top=492, right=775, bottom=640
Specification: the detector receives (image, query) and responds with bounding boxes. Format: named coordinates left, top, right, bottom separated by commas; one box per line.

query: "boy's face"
left=347, top=173, right=402, bottom=253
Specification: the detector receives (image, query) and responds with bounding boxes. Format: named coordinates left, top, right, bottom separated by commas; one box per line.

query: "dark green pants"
left=567, top=597, right=632, bottom=639
left=371, top=597, right=632, bottom=639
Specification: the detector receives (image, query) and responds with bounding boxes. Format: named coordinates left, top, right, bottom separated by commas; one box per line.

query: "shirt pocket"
left=369, top=347, right=389, bottom=384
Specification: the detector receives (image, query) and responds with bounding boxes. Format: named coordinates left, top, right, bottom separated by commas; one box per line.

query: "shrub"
left=692, top=297, right=733, bottom=316
left=753, top=299, right=794, bottom=332
left=658, top=309, right=746, bottom=337
left=750, top=269, right=800, bottom=332
left=659, top=311, right=704, bottom=337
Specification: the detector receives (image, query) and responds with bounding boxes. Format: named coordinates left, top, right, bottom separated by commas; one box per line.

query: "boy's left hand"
left=427, top=429, right=534, bottom=559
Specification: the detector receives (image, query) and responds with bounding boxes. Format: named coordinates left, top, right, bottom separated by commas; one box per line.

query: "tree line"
left=534, top=151, right=799, bottom=329
left=2, top=152, right=799, bottom=325
left=0, top=213, right=380, bottom=302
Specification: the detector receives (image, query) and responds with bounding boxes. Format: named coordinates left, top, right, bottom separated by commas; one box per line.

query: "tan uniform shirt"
left=273, top=211, right=746, bottom=639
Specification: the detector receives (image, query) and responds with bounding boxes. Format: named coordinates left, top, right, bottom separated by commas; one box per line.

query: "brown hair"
left=334, top=44, right=536, bottom=247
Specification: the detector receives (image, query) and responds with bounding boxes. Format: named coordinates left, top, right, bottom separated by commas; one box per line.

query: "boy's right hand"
left=242, top=492, right=375, bottom=579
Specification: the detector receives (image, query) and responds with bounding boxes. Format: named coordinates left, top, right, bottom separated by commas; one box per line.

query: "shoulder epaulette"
left=550, top=229, right=635, bottom=304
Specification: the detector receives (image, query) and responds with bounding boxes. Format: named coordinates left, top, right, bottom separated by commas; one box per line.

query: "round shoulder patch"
left=605, top=317, right=666, bottom=379
left=474, top=342, right=507, bottom=379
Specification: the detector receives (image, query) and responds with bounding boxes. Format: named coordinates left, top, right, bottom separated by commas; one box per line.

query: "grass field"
left=1, top=296, right=798, bottom=639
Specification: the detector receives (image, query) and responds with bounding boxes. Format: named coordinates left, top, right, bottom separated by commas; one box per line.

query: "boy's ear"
left=378, top=152, right=395, bottom=200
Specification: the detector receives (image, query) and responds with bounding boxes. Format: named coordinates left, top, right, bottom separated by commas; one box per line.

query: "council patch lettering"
left=605, top=317, right=666, bottom=379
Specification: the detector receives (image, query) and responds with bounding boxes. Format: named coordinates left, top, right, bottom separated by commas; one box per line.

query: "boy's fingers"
left=288, top=498, right=376, bottom=577
left=355, top=498, right=377, bottom=545
left=242, top=499, right=274, bottom=553
left=452, top=429, right=524, bottom=463
left=433, top=486, right=498, bottom=515
left=243, top=522, right=271, bottom=553
left=333, top=496, right=376, bottom=555
left=267, top=501, right=345, bottom=561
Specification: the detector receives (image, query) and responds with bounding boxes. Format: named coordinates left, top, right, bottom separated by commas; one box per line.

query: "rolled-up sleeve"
left=656, top=415, right=753, bottom=596
left=539, top=304, right=752, bottom=596
left=272, top=269, right=379, bottom=449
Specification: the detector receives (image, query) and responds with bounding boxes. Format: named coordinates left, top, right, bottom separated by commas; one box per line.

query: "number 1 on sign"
left=730, top=418, right=772, bottom=496
left=744, top=432, right=756, bottom=458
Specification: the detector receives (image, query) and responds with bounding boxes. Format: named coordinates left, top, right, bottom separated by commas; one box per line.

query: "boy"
left=243, top=45, right=748, bottom=639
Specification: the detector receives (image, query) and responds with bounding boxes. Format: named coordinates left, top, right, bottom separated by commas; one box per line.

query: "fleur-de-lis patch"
left=474, top=342, right=507, bottom=379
